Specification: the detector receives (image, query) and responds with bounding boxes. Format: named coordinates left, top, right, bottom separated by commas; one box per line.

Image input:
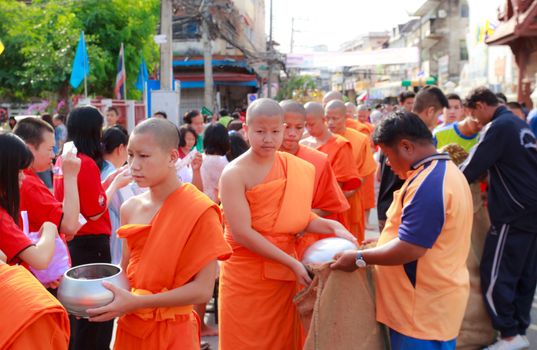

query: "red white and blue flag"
left=114, top=43, right=126, bottom=100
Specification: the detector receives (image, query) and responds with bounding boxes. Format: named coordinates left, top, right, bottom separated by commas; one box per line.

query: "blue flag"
left=69, top=32, right=89, bottom=89
left=135, top=58, right=149, bottom=92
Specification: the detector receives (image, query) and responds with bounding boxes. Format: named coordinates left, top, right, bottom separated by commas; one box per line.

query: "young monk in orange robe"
left=219, top=98, right=355, bottom=350
left=301, top=102, right=361, bottom=229
left=0, top=252, right=70, bottom=350
left=87, top=119, right=231, bottom=350
left=326, top=100, right=377, bottom=242
left=356, top=104, right=378, bottom=221
left=279, top=100, right=349, bottom=259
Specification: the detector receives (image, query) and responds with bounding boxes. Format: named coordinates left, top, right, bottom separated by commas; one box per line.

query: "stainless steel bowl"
left=302, top=237, right=357, bottom=265
left=57, top=263, right=130, bottom=318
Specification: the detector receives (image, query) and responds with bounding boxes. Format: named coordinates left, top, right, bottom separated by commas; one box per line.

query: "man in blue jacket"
left=461, top=87, right=537, bottom=350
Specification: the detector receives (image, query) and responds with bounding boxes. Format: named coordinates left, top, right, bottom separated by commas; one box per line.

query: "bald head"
left=279, top=100, right=306, bottom=118
left=133, top=118, right=179, bottom=150
left=322, top=91, right=343, bottom=107
left=325, top=100, right=347, bottom=116
left=246, top=98, right=284, bottom=125
left=304, top=102, right=324, bottom=119
left=345, top=102, right=357, bottom=117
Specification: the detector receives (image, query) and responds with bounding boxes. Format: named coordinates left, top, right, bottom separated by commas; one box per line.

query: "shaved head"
left=345, top=102, right=357, bottom=117
left=246, top=98, right=284, bottom=125
left=133, top=118, right=179, bottom=150
left=322, top=91, right=343, bottom=107
left=325, top=100, right=347, bottom=115
left=279, top=100, right=306, bottom=118
left=304, top=102, right=324, bottom=119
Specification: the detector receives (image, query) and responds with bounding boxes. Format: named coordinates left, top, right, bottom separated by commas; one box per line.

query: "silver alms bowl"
left=57, top=263, right=130, bottom=318
left=302, top=237, right=358, bottom=265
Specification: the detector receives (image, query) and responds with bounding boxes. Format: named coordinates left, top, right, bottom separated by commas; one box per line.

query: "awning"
left=401, top=77, right=437, bottom=87
left=173, top=59, right=250, bottom=69
left=180, top=81, right=258, bottom=88
left=174, top=72, right=258, bottom=88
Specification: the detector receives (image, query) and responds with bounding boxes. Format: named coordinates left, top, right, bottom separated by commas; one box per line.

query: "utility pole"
left=160, top=0, right=173, bottom=90
left=267, top=0, right=273, bottom=98
left=201, top=0, right=214, bottom=112
left=290, top=17, right=295, bottom=53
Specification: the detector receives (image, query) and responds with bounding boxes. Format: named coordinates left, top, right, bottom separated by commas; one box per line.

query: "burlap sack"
left=456, top=183, right=497, bottom=350
left=294, top=263, right=386, bottom=350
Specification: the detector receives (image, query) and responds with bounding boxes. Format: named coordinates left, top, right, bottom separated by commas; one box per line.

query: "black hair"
left=413, top=85, right=449, bottom=113
left=226, top=133, right=249, bottom=161
left=41, top=114, right=54, bottom=127
left=67, top=106, right=104, bottom=169
left=507, top=101, right=523, bottom=110
left=183, top=110, right=201, bottom=124
left=53, top=114, right=65, bottom=123
left=464, top=87, right=500, bottom=108
left=13, top=117, right=54, bottom=148
left=373, top=111, right=433, bottom=148
left=178, top=125, right=198, bottom=148
left=154, top=111, right=167, bottom=119
left=495, top=92, right=507, bottom=104
left=203, top=123, right=230, bottom=156
left=399, top=91, right=416, bottom=104
left=0, top=133, right=34, bottom=222
left=102, top=125, right=129, bottom=155
left=446, top=93, right=461, bottom=102
left=107, top=106, right=119, bottom=115
left=227, top=120, right=243, bottom=132
left=219, top=109, right=229, bottom=117
left=231, top=112, right=241, bottom=120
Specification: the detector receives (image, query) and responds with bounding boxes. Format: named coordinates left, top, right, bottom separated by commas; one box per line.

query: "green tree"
left=0, top=0, right=159, bottom=101
left=276, top=74, right=318, bottom=102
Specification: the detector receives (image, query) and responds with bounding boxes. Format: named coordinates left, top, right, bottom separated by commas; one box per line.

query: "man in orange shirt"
left=301, top=102, right=361, bottom=230
left=332, top=112, right=473, bottom=350
left=218, top=98, right=355, bottom=350
left=325, top=100, right=377, bottom=242
left=279, top=100, right=349, bottom=257
left=87, top=119, right=232, bottom=349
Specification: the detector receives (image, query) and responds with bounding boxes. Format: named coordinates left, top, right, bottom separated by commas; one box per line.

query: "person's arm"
left=0, top=250, right=6, bottom=263
left=312, top=208, right=331, bottom=217
left=89, top=168, right=131, bottom=221
left=18, top=222, right=58, bottom=270
left=460, top=122, right=506, bottom=183
left=87, top=260, right=218, bottom=322
left=220, top=167, right=312, bottom=285
left=60, top=153, right=81, bottom=237
left=305, top=217, right=356, bottom=243
left=191, top=153, right=204, bottom=191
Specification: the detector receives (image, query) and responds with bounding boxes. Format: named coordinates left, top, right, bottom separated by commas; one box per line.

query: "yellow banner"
left=0, top=40, right=4, bottom=55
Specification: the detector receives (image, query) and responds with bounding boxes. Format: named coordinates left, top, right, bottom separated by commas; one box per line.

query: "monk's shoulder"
left=331, top=133, right=352, bottom=148
left=297, top=145, right=329, bottom=166
left=120, top=193, right=148, bottom=224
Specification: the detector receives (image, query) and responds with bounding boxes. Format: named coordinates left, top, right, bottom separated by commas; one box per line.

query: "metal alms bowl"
left=57, top=263, right=130, bottom=318
left=302, top=237, right=358, bottom=265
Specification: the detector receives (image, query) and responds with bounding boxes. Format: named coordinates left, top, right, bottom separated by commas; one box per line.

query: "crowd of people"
left=0, top=84, right=536, bottom=350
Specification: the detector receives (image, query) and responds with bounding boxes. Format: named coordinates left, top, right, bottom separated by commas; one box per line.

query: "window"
left=460, top=40, right=468, bottom=61
left=461, top=2, right=469, bottom=18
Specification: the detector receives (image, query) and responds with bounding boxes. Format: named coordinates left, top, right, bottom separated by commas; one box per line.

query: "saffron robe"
left=114, top=184, right=232, bottom=350
left=345, top=118, right=360, bottom=131
left=219, top=152, right=316, bottom=350
left=294, top=145, right=349, bottom=259
left=0, top=264, right=70, bottom=349
left=337, top=128, right=377, bottom=242
left=355, top=121, right=377, bottom=210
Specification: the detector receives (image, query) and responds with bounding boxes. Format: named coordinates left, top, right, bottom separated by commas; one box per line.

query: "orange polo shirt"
left=375, top=154, right=473, bottom=341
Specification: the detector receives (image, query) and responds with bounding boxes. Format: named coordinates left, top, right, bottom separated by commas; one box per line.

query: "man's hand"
left=330, top=249, right=358, bottom=272
left=290, top=260, right=312, bottom=286
left=61, top=152, right=81, bottom=178
left=87, top=282, right=137, bottom=322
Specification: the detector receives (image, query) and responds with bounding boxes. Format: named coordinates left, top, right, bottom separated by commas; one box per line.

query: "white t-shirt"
left=201, top=154, right=229, bottom=202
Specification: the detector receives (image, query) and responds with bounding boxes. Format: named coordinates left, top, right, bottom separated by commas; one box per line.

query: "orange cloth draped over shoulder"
left=114, top=183, right=232, bottom=350
left=346, top=118, right=360, bottom=131
left=316, top=134, right=360, bottom=228
left=219, top=152, right=317, bottom=350
left=294, top=145, right=349, bottom=259
left=356, top=121, right=377, bottom=210
left=0, top=264, right=70, bottom=350
left=337, top=128, right=377, bottom=242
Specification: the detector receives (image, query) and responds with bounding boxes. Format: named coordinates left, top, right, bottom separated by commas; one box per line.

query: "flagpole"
left=83, top=31, right=88, bottom=99
left=122, top=43, right=126, bottom=101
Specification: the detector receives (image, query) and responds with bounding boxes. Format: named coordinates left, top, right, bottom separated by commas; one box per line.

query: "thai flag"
left=114, top=43, right=126, bottom=99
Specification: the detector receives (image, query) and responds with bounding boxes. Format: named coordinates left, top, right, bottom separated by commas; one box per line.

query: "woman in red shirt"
left=53, top=106, right=130, bottom=350
left=0, top=133, right=58, bottom=268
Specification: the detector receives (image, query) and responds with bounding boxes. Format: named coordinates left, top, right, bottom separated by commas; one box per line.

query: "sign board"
left=247, top=93, right=258, bottom=105
left=150, top=90, right=180, bottom=125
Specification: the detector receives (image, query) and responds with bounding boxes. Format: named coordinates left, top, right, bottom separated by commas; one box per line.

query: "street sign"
left=247, top=93, right=258, bottom=105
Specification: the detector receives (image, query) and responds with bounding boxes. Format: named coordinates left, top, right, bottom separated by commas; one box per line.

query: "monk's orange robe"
left=219, top=152, right=317, bottom=350
left=115, top=184, right=232, bottom=350
left=294, top=145, right=349, bottom=259
left=337, top=128, right=377, bottom=242
left=345, top=118, right=360, bottom=131
left=354, top=121, right=377, bottom=211
left=0, top=264, right=70, bottom=350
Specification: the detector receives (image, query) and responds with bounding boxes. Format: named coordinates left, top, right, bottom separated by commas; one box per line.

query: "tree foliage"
left=276, top=74, right=320, bottom=103
left=0, top=0, right=160, bottom=101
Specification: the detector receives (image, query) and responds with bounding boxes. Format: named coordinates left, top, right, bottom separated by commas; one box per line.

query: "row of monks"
left=2, top=91, right=376, bottom=350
